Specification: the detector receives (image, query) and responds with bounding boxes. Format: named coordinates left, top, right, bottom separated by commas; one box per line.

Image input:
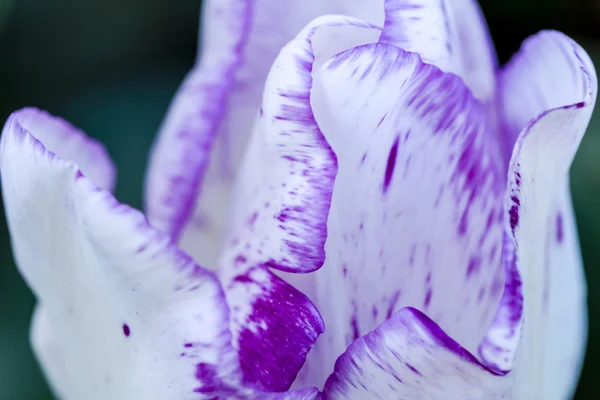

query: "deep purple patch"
left=235, top=269, right=324, bottom=392
left=122, top=324, right=130, bottom=337
left=383, top=136, right=400, bottom=194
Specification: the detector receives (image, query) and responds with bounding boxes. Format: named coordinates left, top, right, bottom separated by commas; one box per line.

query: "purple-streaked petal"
left=144, top=0, right=385, bottom=268
left=0, top=109, right=244, bottom=399
left=297, top=42, right=505, bottom=388
left=380, top=0, right=497, bottom=102
left=218, top=16, right=379, bottom=392
left=482, top=32, right=596, bottom=397
left=322, top=308, right=509, bottom=399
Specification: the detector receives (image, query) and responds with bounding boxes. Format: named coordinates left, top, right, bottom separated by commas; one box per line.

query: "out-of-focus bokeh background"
left=0, top=0, right=599, bottom=398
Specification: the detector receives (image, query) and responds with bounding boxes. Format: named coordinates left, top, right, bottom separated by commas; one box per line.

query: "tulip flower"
left=1, top=0, right=596, bottom=399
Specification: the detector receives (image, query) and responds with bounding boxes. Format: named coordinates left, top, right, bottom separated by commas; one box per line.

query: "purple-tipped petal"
left=297, top=42, right=505, bottom=388
left=380, top=0, right=497, bottom=102
left=0, top=110, right=244, bottom=399
left=217, top=16, right=379, bottom=392
left=322, top=308, right=509, bottom=399
left=12, top=108, right=116, bottom=192
left=483, top=31, right=596, bottom=397
left=144, top=0, right=386, bottom=269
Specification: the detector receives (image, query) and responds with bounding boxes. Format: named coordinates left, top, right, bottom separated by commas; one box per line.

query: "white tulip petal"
left=1, top=109, right=242, bottom=399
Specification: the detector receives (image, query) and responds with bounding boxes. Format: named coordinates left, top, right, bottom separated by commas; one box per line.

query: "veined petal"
left=299, top=42, right=505, bottom=387
left=145, top=0, right=385, bottom=269
left=322, top=308, right=509, bottom=399
left=380, top=0, right=497, bottom=102
left=486, top=32, right=596, bottom=398
left=0, top=110, right=243, bottom=399
left=219, top=16, right=380, bottom=392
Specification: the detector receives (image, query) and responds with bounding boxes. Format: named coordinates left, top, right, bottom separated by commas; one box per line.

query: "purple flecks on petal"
left=304, top=41, right=506, bottom=388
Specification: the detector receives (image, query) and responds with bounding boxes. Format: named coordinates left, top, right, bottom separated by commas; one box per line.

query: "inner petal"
left=298, top=42, right=505, bottom=388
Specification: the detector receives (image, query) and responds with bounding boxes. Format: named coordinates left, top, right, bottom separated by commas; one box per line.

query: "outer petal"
left=217, top=16, right=380, bottom=392
left=0, top=110, right=243, bottom=399
left=489, top=31, right=596, bottom=398
left=299, top=42, right=505, bottom=387
left=145, top=0, right=385, bottom=268
left=380, top=0, right=497, bottom=102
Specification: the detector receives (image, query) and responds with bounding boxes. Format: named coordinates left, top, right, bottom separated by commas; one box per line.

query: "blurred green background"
left=0, top=0, right=599, bottom=398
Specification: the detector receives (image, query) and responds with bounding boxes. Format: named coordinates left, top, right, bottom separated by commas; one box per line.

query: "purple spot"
left=383, top=136, right=400, bottom=194
left=122, top=324, right=130, bottom=337
left=350, top=316, right=360, bottom=341
left=372, top=306, right=379, bottom=318
left=424, top=289, right=433, bottom=308
left=235, top=254, right=248, bottom=265
left=515, top=171, right=521, bottom=187
left=465, top=256, right=481, bottom=278
left=556, top=212, right=564, bottom=243
left=248, top=212, right=259, bottom=227
left=509, top=204, right=519, bottom=232
left=405, top=363, right=422, bottom=376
